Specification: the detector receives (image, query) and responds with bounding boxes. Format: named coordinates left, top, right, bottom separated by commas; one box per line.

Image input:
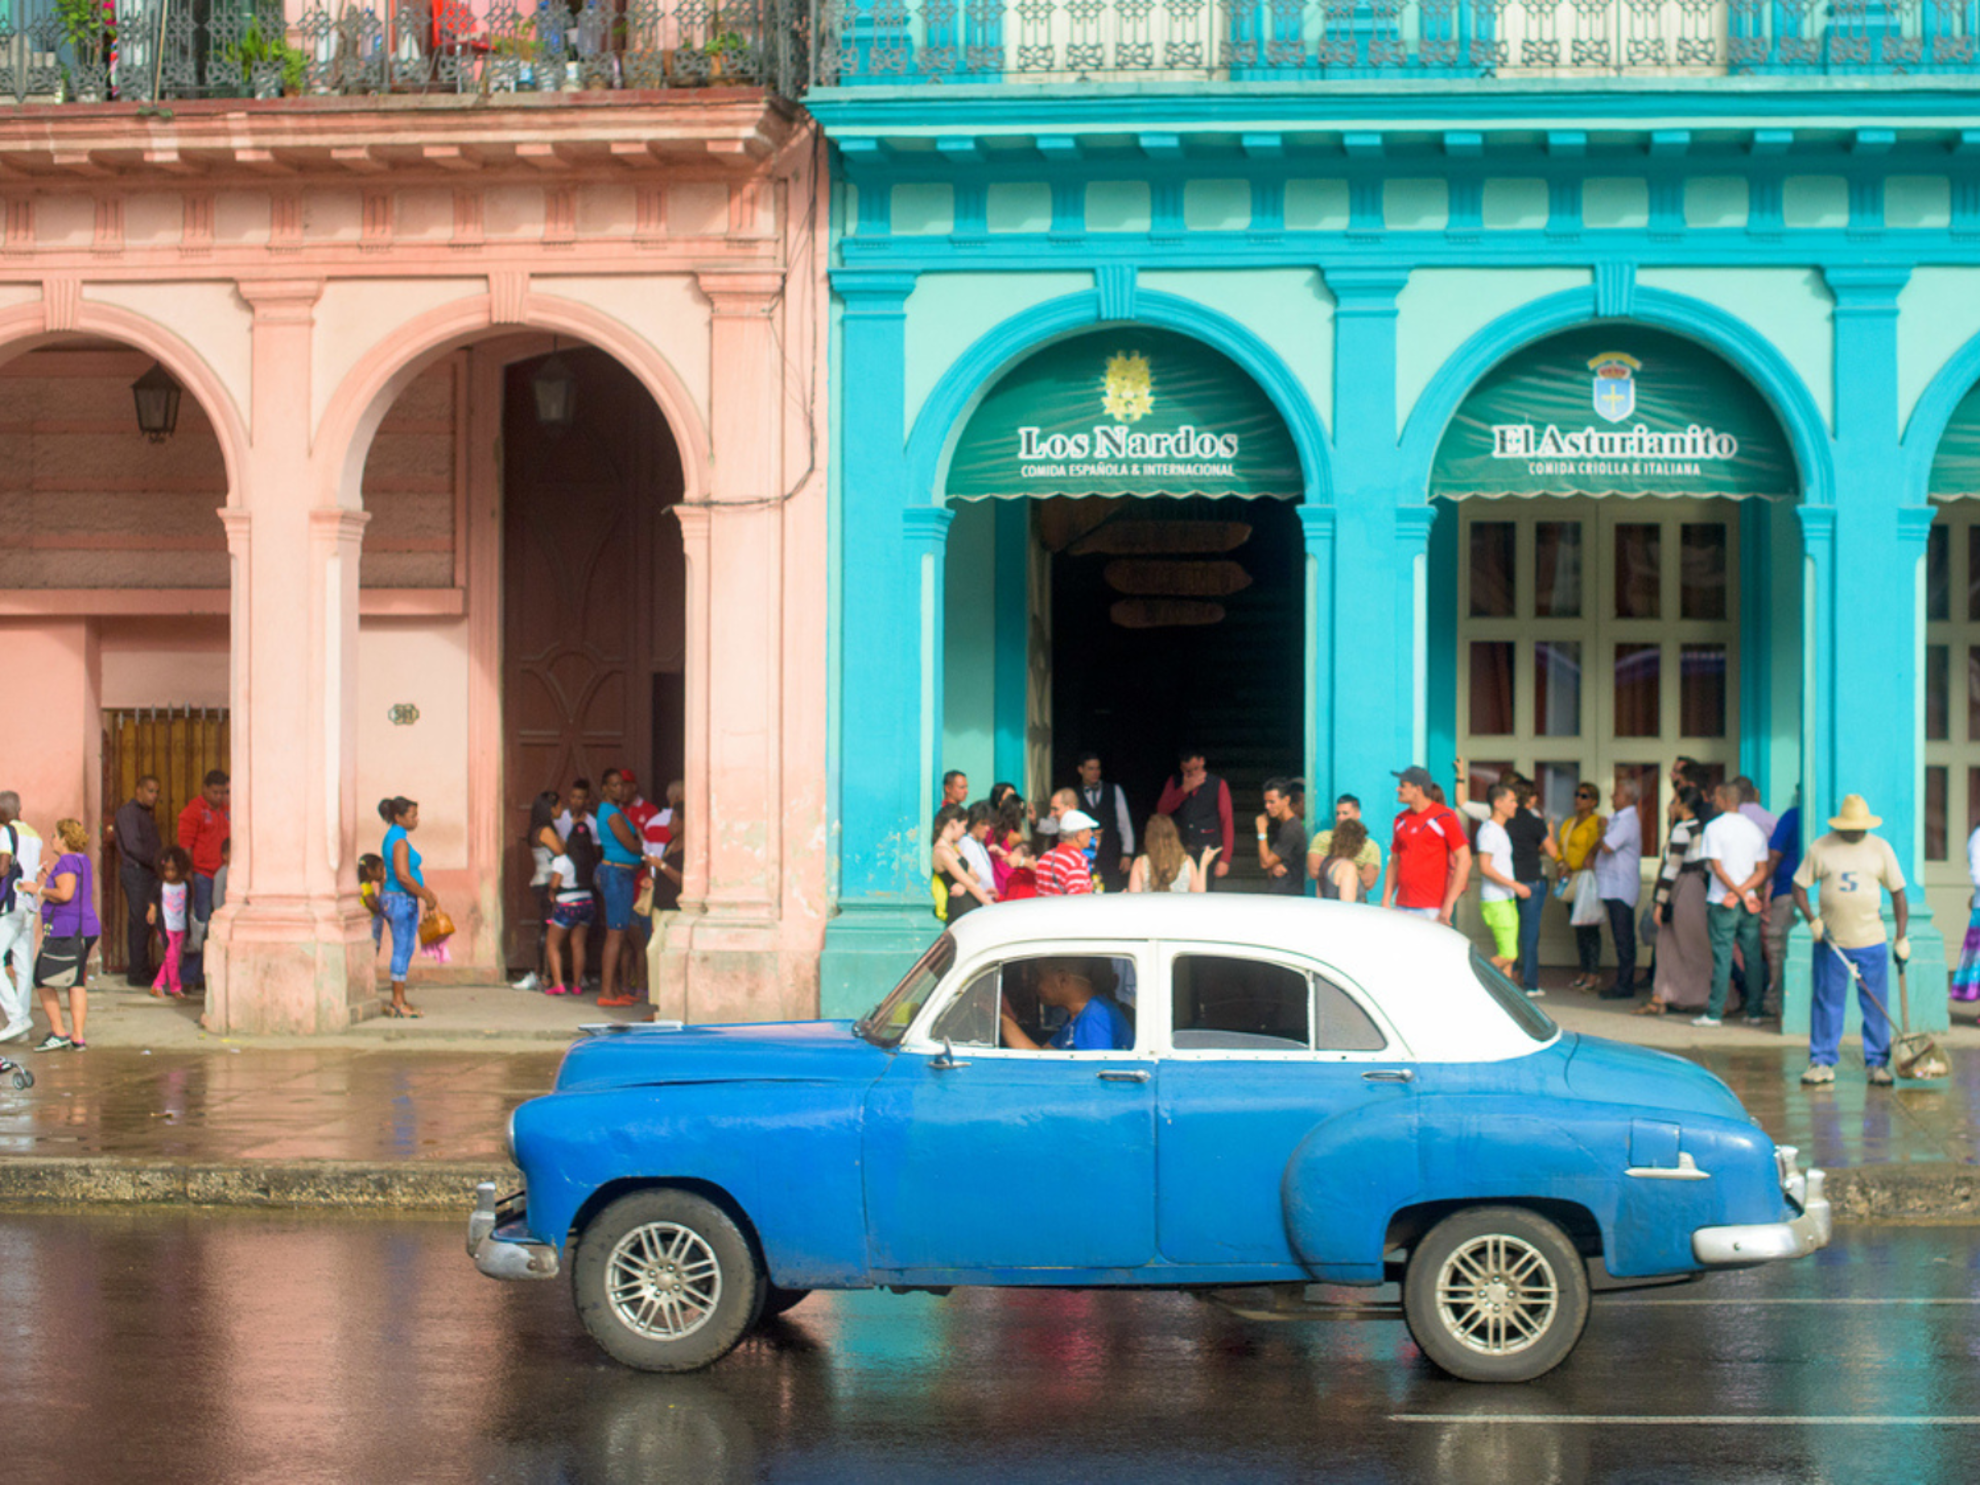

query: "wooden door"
left=99, top=708, right=231, bottom=975
left=501, top=349, right=684, bottom=967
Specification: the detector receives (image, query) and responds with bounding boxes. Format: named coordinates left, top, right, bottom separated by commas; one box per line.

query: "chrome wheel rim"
left=1434, top=1234, right=1558, bottom=1357
left=606, top=1221, right=723, bottom=1341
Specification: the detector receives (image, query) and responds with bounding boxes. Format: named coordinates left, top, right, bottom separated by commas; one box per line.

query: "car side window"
left=1171, top=955, right=1309, bottom=1051
left=930, top=969, right=1001, bottom=1048
left=1312, top=972, right=1387, bottom=1053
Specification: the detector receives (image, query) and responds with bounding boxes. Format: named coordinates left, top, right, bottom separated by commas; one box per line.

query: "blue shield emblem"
left=1589, top=353, right=1639, bottom=424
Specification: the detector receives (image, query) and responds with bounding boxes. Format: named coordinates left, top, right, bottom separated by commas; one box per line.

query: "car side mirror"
left=931, top=1038, right=971, bottom=1071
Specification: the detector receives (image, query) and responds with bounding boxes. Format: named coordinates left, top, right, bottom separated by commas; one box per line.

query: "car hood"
left=1561, top=1033, right=1755, bottom=1125
left=553, top=1019, right=890, bottom=1093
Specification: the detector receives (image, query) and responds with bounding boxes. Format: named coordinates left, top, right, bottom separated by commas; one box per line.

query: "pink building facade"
left=0, top=43, right=830, bottom=1031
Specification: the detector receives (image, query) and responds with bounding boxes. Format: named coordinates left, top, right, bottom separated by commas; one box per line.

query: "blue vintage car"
left=467, top=896, right=1830, bottom=1381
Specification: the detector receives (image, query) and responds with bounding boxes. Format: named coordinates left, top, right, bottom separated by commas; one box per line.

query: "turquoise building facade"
left=805, top=11, right=1980, bottom=1030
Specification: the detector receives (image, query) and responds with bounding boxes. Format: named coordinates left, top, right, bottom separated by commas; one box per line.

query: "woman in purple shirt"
left=33, top=818, right=100, bottom=1052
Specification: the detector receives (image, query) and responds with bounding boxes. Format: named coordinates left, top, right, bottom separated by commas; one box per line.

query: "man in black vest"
left=1157, top=748, right=1234, bottom=888
left=1073, top=752, right=1135, bottom=892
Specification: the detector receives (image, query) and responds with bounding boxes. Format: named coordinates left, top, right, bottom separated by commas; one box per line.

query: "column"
left=1321, top=268, right=1420, bottom=811
left=670, top=271, right=797, bottom=1021
left=205, top=278, right=373, bottom=1035
left=1785, top=267, right=1946, bottom=1034
left=818, top=270, right=930, bottom=1020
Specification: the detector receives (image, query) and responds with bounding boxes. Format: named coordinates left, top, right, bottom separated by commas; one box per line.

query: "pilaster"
left=206, top=277, right=372, bottom=1035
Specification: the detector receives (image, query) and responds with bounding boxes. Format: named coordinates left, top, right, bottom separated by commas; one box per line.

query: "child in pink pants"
left=148, top=847, right=193, bottom=998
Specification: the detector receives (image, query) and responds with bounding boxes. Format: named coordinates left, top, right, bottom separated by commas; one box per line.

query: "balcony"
left=0, top=0, right=808, bottom=106
left=812, top=0, right=1980, bottom=86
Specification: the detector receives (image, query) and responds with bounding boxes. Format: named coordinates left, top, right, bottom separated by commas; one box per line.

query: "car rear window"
left=1470, top=950, right=1558, bottom=1043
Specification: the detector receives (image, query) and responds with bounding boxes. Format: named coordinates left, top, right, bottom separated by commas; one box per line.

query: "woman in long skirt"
left=1641, top=787, right=1712, bottom=1015
left=1953, top=823, right=1980, bottom=1006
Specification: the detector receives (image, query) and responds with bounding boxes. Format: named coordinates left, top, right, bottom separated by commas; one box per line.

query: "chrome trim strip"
left=1626, top=1152, right=1711, bottom=1181
left=466, top=1180, right=561, bottom=1281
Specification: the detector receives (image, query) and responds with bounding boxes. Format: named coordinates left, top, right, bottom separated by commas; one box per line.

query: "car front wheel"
left=1402, top=1205, right=1590, bottom=1383
left=573, top=1188, right=763, bottom=1373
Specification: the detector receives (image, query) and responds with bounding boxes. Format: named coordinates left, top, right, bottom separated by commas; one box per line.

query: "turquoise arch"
left=905, top=286, right=1334, bottom=506
left=1902, top=325, right=1980, bottom=499
left=1397, top=285, right=1834, bottom=507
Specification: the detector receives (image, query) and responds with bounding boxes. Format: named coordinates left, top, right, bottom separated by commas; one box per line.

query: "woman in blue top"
left=594, top=769, right=646, bottom=1008
left=379, top=796, right=439, bottom=1018
left=998, top=959, right=1134, bottom=1051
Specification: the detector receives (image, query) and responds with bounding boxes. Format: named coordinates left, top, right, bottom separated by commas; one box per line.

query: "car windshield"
left=855, top=935, right=957, bottom=1048
left=1469, top=950, right=1558, bottom=1043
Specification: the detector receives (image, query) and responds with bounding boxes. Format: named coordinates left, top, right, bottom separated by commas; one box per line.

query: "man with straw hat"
left=1790, top=794, right=1909, bottom=1088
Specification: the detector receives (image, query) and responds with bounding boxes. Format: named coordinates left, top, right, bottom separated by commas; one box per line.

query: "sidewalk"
left=0, top=974, right=1973, bottom=1217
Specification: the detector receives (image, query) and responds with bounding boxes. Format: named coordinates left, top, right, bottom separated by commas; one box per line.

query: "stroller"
left=0, top=1057, right=29, bottom=1091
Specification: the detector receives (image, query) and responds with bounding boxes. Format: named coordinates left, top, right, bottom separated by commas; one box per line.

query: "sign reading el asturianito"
left=1432, top=326, right=1797, bottom=501
left=946, top=328, right=1302, bottom=501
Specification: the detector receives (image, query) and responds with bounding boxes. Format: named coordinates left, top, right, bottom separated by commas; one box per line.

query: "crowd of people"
left=931, top=749, right=1916, bottom=1086
left=496, top=770, right=686, bottom=1013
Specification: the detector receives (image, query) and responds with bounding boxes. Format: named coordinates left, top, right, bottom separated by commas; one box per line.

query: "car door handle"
left=1098, top=1069, right=1151, bottom=1083
left=1361, top=1068, right=1415, bottom=1084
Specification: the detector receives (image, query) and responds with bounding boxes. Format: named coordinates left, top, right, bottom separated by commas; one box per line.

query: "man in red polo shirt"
left=1382, top=765, right=1471, bottom=925
left=1035, top=810, right=1098, bottom=896
left=177, top=768, right=230, bottom=990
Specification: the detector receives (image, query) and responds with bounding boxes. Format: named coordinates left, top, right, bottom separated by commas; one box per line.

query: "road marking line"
left=1392, top=1416, right=1980, bottom=1427
left=1604, top=1297, right=1980, bottom=1306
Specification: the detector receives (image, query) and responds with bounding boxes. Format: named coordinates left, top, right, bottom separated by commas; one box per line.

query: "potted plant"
left=232, top=19, right=311, bottom=99
left=704, top=29, right=749, bottom=83
left=55, top=0, right=113, bottom=101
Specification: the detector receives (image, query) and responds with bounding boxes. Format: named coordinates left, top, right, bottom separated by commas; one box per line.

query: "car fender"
left=513, top=1083, right=872, bottom=1289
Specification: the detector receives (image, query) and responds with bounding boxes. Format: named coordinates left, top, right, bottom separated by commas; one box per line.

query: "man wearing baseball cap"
left=1383, top=766, right=1471, bottom=925
left=1037, top=810, right=1100, bottom=896
left=1791, top=793, right=1908, bottom=1088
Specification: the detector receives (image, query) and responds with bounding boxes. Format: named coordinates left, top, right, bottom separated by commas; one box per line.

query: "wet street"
left=3, top=1210, right=1978, bottom=1483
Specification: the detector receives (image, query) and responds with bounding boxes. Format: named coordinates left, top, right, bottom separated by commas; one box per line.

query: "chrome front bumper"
left=467, top=1181, right=561, bottom=1281
left=1691, top=1146, right=1832, bottom=1266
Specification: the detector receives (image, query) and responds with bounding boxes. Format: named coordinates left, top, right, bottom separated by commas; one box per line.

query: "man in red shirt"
left=1382, top=766, right=1471, bottom=924
left=177, top=768, right=230, bottom=990
left=1035, top=810, right=1098, bottom=896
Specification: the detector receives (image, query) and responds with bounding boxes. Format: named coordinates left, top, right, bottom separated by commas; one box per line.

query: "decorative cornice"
left=831, top=269, right=918, bottom=315
left=902, top=505, right=955, bottom=551
left=1796, top=504, right=1838, bottom=545
left=1823, top=264, right=1911, bottom=313
left=307, top=507, right=371, bottom=545
left=219, top=508, right=254, bottom=552
left=1395, top=505, right=1439, bottom=545
left=1896, top=505, right=1937, bottom=548
left=696, top=269, right=785, bottom=316
left=1323, top=265, right=1410, bottom=314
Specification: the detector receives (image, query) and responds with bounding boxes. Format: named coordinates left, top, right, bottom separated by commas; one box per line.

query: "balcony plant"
left=55, top=0, right=114, bottom=101
left=231, top=19, right=312, bottom=99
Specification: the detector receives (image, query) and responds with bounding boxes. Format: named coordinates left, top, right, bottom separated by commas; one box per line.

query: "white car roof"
left=941, top=895, right=1554, bottom=1064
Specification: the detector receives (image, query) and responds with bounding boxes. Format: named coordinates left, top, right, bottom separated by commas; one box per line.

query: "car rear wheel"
left=573, top=1188, right=763, bottom=1373
left=1402, top=1206, right=1590, bottom=1383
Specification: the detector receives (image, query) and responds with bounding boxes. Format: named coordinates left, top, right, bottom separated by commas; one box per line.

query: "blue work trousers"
left=1515, top=881, right=1547, bottom=992
left=182, top=872, right=215, bottom=987
left=1811, top=941, right=1893, bottom=1070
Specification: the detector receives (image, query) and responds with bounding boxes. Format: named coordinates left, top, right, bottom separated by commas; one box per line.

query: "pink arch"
left=317, top=291, right=713, bottom=508
left=0, top=300, right=250, bottom=497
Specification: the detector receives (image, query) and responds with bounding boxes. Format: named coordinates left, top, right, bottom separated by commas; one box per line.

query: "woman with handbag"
left=1554, top=783, right=1606, bottom=991
left=379, top=796, right=440, bottom=1019
left=32, top=818, right=100, bottom=1051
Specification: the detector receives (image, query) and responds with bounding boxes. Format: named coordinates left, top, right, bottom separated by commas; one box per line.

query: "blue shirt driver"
left=998, top=958, right=1135, bottom=1052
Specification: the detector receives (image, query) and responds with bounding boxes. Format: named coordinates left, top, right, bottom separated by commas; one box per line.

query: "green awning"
left=945, top=328, right=1302, bottom=501
left=1930, top=380, right=1980, bottom=501
left=1431, top=326, right=1797, bottom=501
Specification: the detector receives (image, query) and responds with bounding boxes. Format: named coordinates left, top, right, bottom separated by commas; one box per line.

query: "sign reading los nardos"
left=947, top=330, right=1300, bottom=501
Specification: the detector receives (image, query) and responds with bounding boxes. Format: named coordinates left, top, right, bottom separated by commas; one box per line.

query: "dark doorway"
left=1045, top=495, right=1305, bottom=887
left=501, top=347, right=685, bottom=969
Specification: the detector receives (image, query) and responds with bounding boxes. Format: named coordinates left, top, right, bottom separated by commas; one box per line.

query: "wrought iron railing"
left=0, top=0, right=809, bottom=104
left=812, top=0, right=1980, bottom=84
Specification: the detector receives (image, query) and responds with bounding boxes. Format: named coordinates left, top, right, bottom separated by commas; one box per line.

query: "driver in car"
left=999, top=959, right=1133, bottom=1051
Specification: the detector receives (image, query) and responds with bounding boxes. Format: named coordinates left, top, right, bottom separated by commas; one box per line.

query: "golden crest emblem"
left=1102, top=351, right=1154, bottom=423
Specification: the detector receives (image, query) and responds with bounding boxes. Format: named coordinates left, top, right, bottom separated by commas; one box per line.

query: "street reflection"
left=0, top=1211, right=1960, bottom=1484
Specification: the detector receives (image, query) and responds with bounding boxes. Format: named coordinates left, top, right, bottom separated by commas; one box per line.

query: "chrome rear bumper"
left=1692, top=1147, right=1832, bottom=1266
left=467, top=1181, right=561, bottom=1281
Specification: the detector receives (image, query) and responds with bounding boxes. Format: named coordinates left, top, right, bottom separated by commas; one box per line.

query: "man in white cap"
left=1790, top=793, right=1909, bottom=1088
left=1036, top=809, right=1099, bottom=896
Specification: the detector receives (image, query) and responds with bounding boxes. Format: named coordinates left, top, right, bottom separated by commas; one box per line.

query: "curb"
left=2, top=1156, right=1978, bottom=1222
left=0, top=1158, right=507, bottom=1211
left=1823, top=1162, right=1980, bottom=1223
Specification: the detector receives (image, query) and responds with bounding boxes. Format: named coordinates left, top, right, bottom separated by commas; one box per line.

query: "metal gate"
left=99, top=707, right=230, bottom=976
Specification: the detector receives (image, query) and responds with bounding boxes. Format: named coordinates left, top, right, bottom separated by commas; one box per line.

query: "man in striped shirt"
left=1035, top=810, right=1099, bottom=896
